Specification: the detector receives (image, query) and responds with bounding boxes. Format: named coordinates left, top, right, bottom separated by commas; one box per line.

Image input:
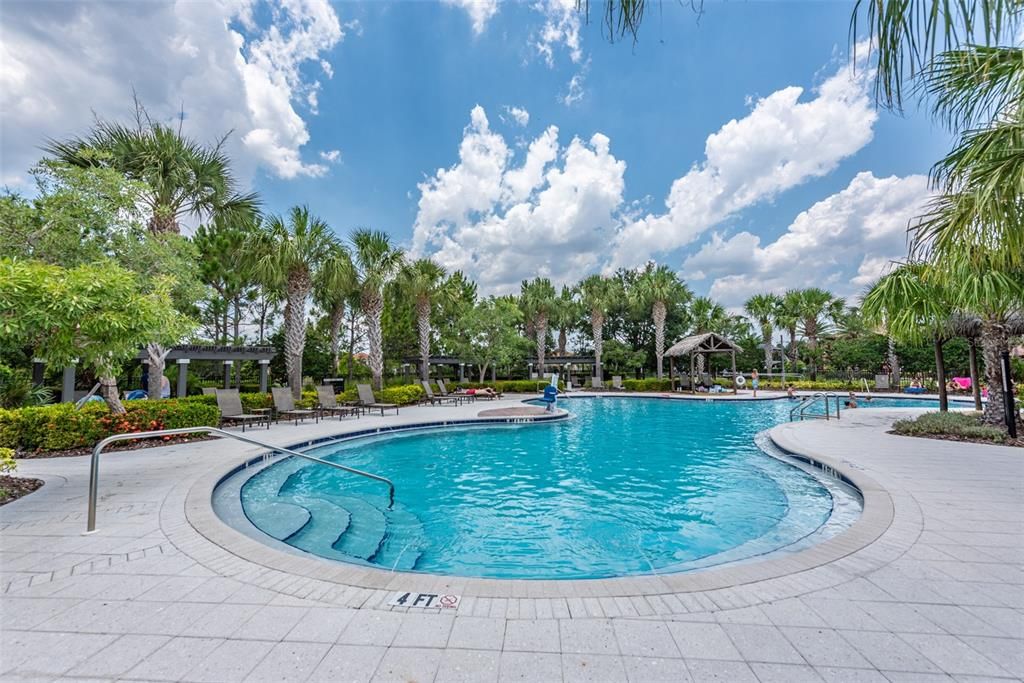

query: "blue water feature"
left=237, top=396, right=946, bottom=579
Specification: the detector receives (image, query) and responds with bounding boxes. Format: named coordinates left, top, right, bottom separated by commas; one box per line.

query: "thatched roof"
left=665, top=332, right=742, bottom=357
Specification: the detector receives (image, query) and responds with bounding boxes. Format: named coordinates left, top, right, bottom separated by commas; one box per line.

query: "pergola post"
left=258, top=359, right=270, bottom=393
left=62, top=363, right=76, bottom=403
left=31, top=358, right=45, bottom=387
left=222, top=361, right=232, bottom=390
left=669, top=356, right=675, bottom=391
left=176, top=358, right=190, bottom=398
left=459, top=363, right=465, bottom=383
left=731, top=349, right=737, bottom=395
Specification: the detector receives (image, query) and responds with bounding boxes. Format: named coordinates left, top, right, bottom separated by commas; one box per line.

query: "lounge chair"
left=437, top=379, right=470, bottom=403
left=201, top=387, right=217, bottom=396
left=271, top=387, right=319, bottom=425
left=612, top=376, right=623, bottom=390
left=466, top=387, right=500, bottom=400
left=591, top=378, right=604, bottom=390
left=357, top=384, right=399, bottom=415
left=316, top=386, right=360, bottom=420
left=216, top=389, right=270, bottom=432
left=421, top=381, right=460, bottom=406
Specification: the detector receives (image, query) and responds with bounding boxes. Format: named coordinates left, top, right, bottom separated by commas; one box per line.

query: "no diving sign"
left=389, top=591, right=460, bottom=610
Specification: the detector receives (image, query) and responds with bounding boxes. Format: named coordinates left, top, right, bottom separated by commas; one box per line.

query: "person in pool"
left=751, top=369, right=759, bottom=397
left=786, top=383, right=797, bottom=400
left=845, top=391, right=859, bottom=408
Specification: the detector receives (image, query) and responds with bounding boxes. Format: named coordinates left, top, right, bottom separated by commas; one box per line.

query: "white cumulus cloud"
left=682, top=171, right=931, bottom=307
left=503, top=105, right=531, bottom=127
left=442, top=0, right=499, bottom=35
left=0, top=0, right=350, bottom=186
left=413, top=106, right=626, bottom=293
left=608, top=46, right=878, bottom=269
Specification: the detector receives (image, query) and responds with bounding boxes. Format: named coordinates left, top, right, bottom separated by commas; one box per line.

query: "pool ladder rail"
left=84, top=426, right=396, bottom=534
left=790, top=392, right=841, bottom=422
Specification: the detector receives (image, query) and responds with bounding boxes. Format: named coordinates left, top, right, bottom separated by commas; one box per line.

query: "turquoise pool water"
left=236, top=396, right=944, bottom=579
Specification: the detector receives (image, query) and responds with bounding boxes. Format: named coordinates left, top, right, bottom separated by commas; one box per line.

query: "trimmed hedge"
left=334, top=384, right=425, bottom=406
left=0, top=399, right=220, bottom=453
left=892, top=411, right=1008, bottom=443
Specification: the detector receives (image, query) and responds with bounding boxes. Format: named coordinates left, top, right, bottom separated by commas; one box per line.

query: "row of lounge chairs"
left=213, top=380, right=498, bottom=431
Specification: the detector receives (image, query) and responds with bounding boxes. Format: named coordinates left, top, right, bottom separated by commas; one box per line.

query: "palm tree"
left=314, top=245, right=356, bottom=373
left=862, top=262, right=955, bottom=411
left=553, top=285, right=580, bottom=356
left=744, top=293, right=782, bottom=372
left=520, top=278, right=558, bottom=377
left=252, top=206, right=337, bottom=398
left=578, top=274, right=620, bottom=384
left=795, top=288, right=845, bottom=380
left=940, top=252, right=1024, bottom=428
left=350, top=230, right=405, bottom=390
left=400, top=258, right=449, bottom=382
left=777, top=290, right=803, bottom=360
left=43, top=103, right=258, bottom=235
left=689, top=296, right=729, bottom=377
left=631, top=264, right=690, bottom=379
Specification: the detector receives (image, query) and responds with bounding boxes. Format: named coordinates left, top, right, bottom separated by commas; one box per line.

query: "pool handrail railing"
left=85, top=426, right=396, bottom=534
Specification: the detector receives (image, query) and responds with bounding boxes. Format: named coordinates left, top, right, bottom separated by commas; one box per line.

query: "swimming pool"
left=224, top=396, right=951, bottom=580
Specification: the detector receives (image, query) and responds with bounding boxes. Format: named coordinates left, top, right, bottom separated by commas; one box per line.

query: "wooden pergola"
left=665, top=332, right=743, bottom=394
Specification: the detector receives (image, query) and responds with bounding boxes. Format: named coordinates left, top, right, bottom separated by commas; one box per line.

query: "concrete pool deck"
left=1, top=396, right=1021, bottom=681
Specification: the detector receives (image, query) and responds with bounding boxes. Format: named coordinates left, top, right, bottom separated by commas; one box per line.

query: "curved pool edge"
left=178, top=407, right=901, bottom=602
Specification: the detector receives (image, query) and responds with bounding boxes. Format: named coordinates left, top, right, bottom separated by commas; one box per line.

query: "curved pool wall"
left=213, top=396, right=876, bottom=580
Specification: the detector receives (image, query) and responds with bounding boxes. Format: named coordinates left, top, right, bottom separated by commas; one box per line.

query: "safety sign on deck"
left=388, top=591, right=461, bottom=609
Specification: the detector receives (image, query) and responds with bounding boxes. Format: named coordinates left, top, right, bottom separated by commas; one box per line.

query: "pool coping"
left=177, top=403, right=898, bottom=602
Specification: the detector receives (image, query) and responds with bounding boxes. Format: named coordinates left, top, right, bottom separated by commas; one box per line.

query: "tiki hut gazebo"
left=665, top=332, right=743, bottom=394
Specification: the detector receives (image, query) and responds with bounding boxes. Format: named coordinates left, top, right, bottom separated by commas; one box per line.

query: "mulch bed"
left=888, top=431, right=1024, bottom=448
left=16, top=433, right=218, bottom=460
left=0, top=476, right=44, bottom=505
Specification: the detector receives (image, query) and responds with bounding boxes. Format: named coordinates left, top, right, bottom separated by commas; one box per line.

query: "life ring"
left=735, top=374, right=746, bottom=387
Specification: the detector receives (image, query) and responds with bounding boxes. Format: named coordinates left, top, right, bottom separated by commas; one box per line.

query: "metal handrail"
left=86, top=426, right=396, bottom=533
left=791, top=392, right=841, bottom=422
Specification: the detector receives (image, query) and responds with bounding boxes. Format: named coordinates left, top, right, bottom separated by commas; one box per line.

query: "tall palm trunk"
left=788, top=326, right=798, bottom=358
left=652, top=300, right=666, bottom=379
left=145, top=343, right=166, bottom=400
left=346, top=307, right=359, bottom=382
left=535, top=314, right=548, bottom=379
left=363, top=290, right=385, bottom=390
left=147, top=213, right=180, bottom=235
left=979, top=319, right=1017, bottom=428
left=328, top=302, right=345, bottom=373
left=99, top=375, right=126, bottom=414
left=558, top=327, right=568, bottom=356
left=591, top=310, right=604, bottom=384
left=416, top=297, right=431, bottom=382
left=805, top=319, right=819, bottom=381
left=283, top=274, right=310, bottom=399
left=887, top=335, right=901, bottom=387
left=760, top=326, right=772, bottom=372
left=934, top=335, right=948, bottom=412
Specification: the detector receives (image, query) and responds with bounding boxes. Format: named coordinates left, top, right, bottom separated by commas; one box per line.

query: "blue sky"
left=1, top=0, right=950, bottom=305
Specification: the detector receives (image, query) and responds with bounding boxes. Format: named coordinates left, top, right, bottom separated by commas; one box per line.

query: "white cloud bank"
left=682, top=171, right=931, bottom=306
left=441, top=0, right=499, bottom=35
left=0, top=0, right=350, bottom=186
left=608, top=46, right=879, bottom=269
left=412, top=106, right=626, bottom=293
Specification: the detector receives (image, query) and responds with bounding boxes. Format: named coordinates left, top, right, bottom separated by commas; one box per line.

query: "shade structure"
left=664, top=332, right=743, bottom=395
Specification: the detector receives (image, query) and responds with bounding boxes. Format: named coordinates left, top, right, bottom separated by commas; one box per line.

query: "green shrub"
left=0, top=398, right=219, bottom=453
left=330, top=384, right=425, bottom=406
left=892, top=411, right=1008, bottom=443
left=0, top=447, right=16, bottom=474
left=621, top=379, right=673, bottom=392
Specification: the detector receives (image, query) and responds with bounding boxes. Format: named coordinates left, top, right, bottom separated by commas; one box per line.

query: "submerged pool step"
left=370, top=507, right=427, bottom=571
left=244, top=501, right=311, bottom=541
left=325, top=494, right=388, bottom=561
left=284, top=497, right=352, bottom=560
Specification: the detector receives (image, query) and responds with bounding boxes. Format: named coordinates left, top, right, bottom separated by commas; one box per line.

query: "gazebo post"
left=731, top=349, right=737, bottom=395
left=690, top=352, right=695, bottom=395
left=669, top=356, right=675, bottom=392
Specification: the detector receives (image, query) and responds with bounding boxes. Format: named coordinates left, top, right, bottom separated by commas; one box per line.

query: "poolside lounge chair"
left=216, top=389, right=270, bottom=432
left=437, top=379, right=470, bottom=403
left=612, top=376, right=623, bottom=390
left=357, top=384, right=399, bottom=416
left=591, top=378, right=604, bottom=390
left=201, top=387, right=217, bottom=396
left=316, top=386, right=360, bottom=420
left=271, top=387, right=319, bottom=425
left=421, top=381, right=460, bottom=406
left=466, top=386, right=500, bottom=400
